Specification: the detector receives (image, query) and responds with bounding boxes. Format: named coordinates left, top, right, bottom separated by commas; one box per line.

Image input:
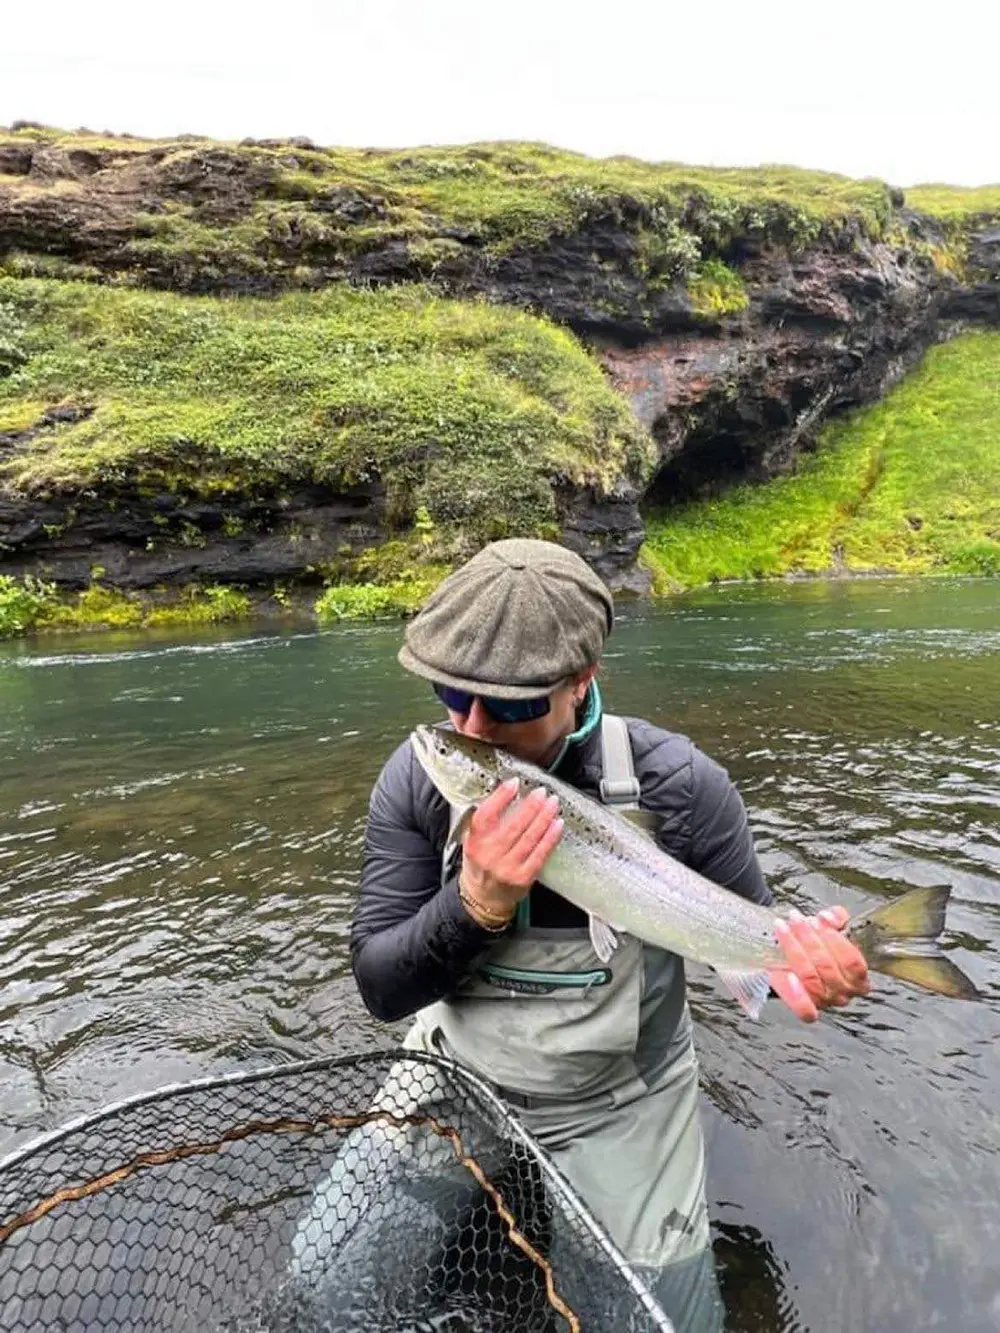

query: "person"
left=350, top=538, right=870, bottom=1331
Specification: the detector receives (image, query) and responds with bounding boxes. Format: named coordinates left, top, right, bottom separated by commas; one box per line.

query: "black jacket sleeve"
left=686, top=746, right=771, bottom=907
left=349, top=740, right=498, bottom=1021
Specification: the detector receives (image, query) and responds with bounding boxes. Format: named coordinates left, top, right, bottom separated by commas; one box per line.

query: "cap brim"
left=397, top=643, right=566, bottom=700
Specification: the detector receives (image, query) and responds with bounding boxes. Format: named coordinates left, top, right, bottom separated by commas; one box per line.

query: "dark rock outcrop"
left=603, top=236, right=965, bottom=507
left=0, top=474, right=385, bottom=590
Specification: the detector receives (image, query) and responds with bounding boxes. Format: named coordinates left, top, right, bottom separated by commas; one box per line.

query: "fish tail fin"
left=871, top=953, right=979, bottom=999
left=849, top=886, right=979, bottom=1001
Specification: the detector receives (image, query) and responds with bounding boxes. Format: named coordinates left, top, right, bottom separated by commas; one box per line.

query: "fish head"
left=410, top=724, right=509, bottom=807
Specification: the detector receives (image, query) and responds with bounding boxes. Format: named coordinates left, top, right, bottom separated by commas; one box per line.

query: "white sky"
left=3, top=0, right=998, bottom=187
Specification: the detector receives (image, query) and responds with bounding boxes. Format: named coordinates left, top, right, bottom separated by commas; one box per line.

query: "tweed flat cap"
left=398, top=539, right=614, bottom=698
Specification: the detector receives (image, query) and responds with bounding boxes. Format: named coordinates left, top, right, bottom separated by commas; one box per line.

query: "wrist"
left=458, top=871, right=515, bottom=932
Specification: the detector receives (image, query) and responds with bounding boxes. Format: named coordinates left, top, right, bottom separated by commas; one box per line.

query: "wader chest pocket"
left=477, top=963, right=612, bottom=995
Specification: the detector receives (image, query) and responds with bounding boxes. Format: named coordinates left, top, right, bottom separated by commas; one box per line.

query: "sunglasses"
left=433, top=682, right=554, bottom=724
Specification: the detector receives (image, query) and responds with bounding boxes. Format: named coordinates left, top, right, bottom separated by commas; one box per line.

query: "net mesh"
left=0, top=1050, right=673, bottom=1333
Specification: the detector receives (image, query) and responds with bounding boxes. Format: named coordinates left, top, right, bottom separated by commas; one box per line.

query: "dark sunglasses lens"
left=485, top=696, right=552, bottom=724
left=433, top=684, right=474, bottom=714
left=432, top=684, right=551, bottom=724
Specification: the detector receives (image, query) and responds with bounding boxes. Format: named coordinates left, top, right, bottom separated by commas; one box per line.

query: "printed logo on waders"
left=478, top=964, right=613, bottom=995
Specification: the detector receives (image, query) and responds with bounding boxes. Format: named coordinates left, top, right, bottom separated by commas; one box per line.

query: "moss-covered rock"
left=0, top=127, right=909, bottom=326
left=0, top=275, right=654, bottom=587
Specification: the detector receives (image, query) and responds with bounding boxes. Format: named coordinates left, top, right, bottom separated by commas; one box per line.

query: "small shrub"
left=947, top=540, right=1000, bottom=576
left=47, top=585, right=145, bottom=629
left=0, top=575, right=56, bottom=637
left=0, top=300, right=28, bottom=376
left=144, top=584, right=252, bottom=626
left=314, top=575, right=436, bottom=622
left=687, top=259, right=750, bottom=318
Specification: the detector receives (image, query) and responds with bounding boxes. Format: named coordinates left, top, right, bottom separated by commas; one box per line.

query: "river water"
left=1, top=577, right=998, bottom=1332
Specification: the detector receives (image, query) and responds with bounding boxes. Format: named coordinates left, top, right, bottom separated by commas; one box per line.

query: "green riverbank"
left=642, top=330, right=1000, bottom=591
left=3, top=328, right=999, bottom=639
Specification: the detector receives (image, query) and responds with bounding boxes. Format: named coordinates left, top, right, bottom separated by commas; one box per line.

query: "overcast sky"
left=3, top=0, right=998, bottom=187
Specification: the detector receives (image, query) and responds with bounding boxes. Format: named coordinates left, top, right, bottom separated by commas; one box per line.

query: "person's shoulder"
left=616, top=716, right=746, bottom=861
left=618, top=714, right=736, bottom=808
left=620, top=715, right=698, bottom=775
left=621, top=714, right=728, bottom=769
left=370, top=731, right=448, bottom=826
left=376, top=734, right=419, bottom=783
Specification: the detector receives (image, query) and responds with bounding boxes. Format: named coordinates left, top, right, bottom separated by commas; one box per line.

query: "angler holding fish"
left=350, top=538, right=976, bottom=1332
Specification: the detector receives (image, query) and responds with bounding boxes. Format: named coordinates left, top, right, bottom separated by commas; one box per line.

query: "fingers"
left=818, top=906, right=850, bottom=931
left=768, top=967, right=819, bottom=1022
left=802, top=909, right=870, bottom=999
left=773, top=907, right=871, bottom=1021
left=464, top=785, right=562, bottom=890
left=486, top=787, right=555, bottom=856
left=520, top=816, right=565, bottom=882
left=814, top=922, right=870, bottom=995
left=472, top=778, right=521, bottom=831
left=790, top=912, right=846, bottom=1002
left=493, top=792, right=560, bottom=882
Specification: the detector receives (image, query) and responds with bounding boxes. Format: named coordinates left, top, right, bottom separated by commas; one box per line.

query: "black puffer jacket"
left=351, top=715, right=771, bottom=1022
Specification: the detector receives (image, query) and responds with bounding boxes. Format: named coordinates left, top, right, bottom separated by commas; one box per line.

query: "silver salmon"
left=410, top=724, right=979, bottom=1017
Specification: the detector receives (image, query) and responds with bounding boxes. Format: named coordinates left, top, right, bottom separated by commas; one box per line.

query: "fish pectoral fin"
left=714, top=967, right=772, bottom=1021
left=618, top=808, right=661, bottom=841
left=588, top=915, right=619, bottom=964
left=446, top=805, right=477, bottom=851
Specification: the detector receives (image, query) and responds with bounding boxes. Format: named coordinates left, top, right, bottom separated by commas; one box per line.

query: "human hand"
left=458, top=780, right=564, bottom=925
left=769, top=907, right=871, bottom=1023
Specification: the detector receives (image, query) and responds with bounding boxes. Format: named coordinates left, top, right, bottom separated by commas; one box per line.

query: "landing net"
left=0, top=1050, right=674, bottom=1332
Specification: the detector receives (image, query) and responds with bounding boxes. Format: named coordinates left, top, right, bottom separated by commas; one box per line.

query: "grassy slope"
left=905, top=184, right=1000, bottom=226
left=0, top=277, right=653, bottom=546
left=643, top=331, right=1000, bottom=589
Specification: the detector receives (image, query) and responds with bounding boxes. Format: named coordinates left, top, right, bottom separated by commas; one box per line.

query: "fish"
left=409, top=724, right=980, bottom=1019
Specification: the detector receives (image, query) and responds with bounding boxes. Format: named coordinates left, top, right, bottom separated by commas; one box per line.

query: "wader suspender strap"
left=599, top=714, right=641, bottom=811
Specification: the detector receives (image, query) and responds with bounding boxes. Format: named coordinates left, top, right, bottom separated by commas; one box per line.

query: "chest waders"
left=403, top=714, right=726, bottom=1332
